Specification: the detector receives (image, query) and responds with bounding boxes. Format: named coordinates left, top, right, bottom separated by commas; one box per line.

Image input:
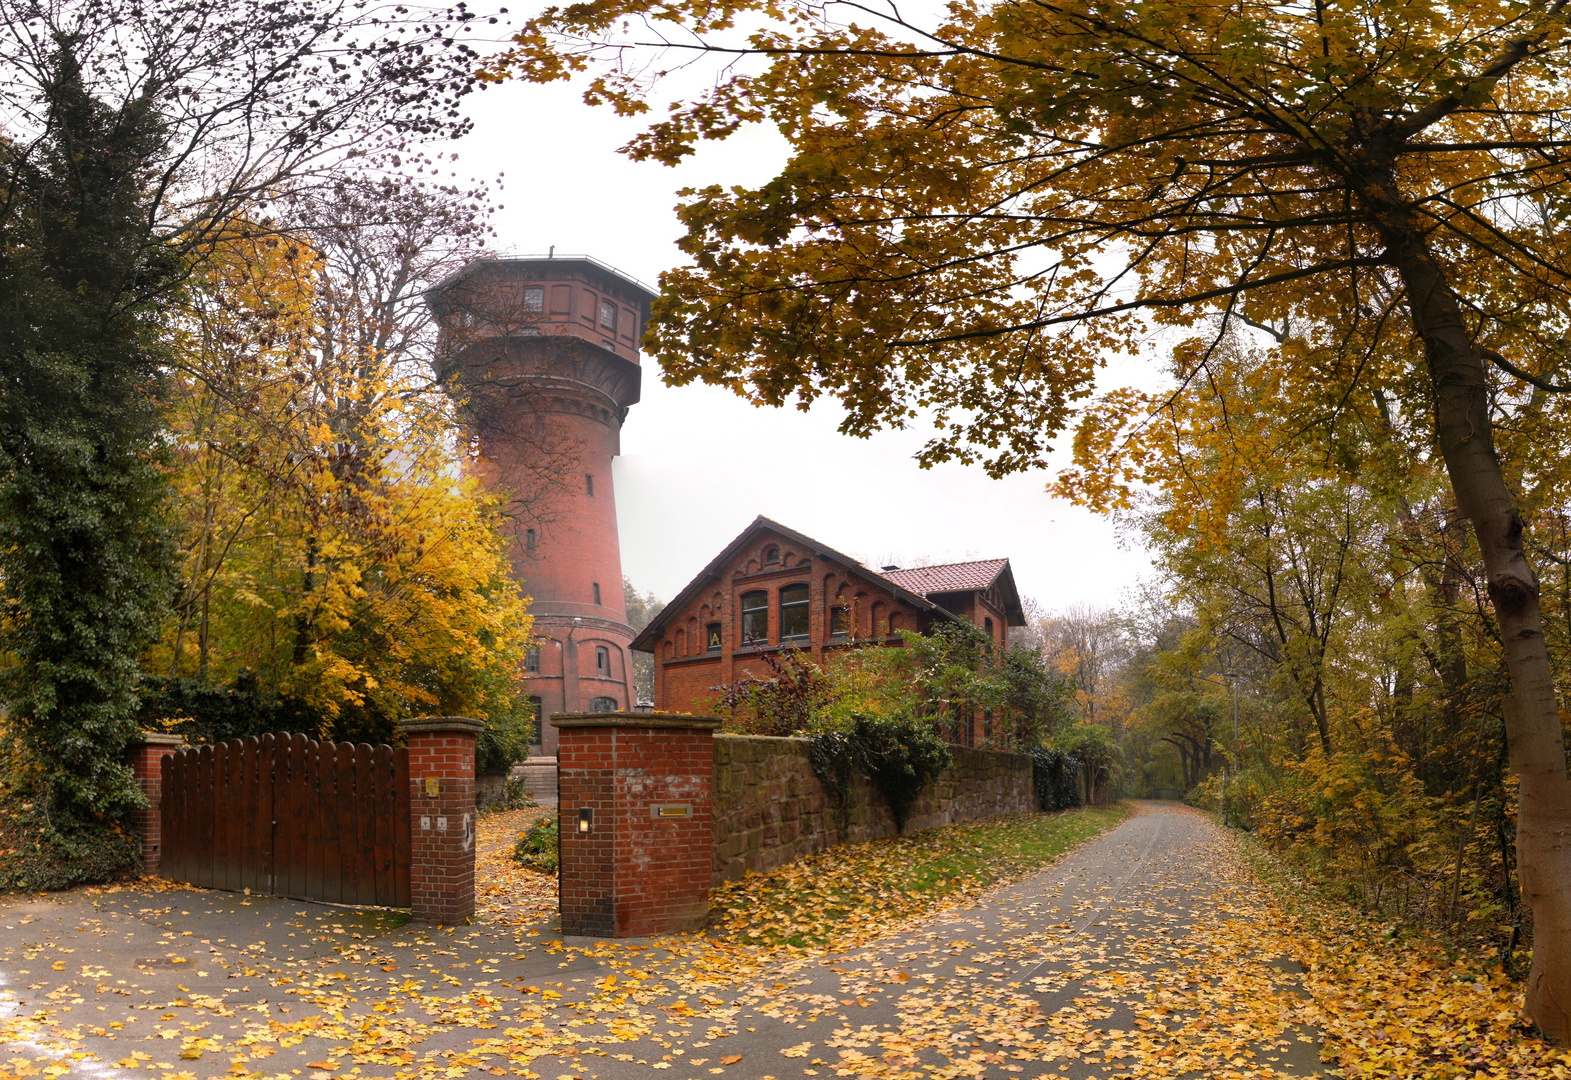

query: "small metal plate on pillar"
left=650, top=804, right=691, bottom=819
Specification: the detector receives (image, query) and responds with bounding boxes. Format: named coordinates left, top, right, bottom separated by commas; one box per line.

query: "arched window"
left=524, top=647, right=540, bottom=672
left=585, top=473, right=595, bottom=496
left=984, top=617, right=995, bottom=656
left=525, top=528, right=537, bottom=553
left=706, top=623, right=722, bottom=652
left=740, top=591, right=768, bottom=644
left=830, top=606, right=850, bottom=637
left=590, top=696, right=618, bottom=713
left=592, top=581, right=602, bottom=605
left=780, top=584, right=810, bottom=641
left=763, top=546, right=780, bottom=565
left=596, top=645, right=611, bottom=676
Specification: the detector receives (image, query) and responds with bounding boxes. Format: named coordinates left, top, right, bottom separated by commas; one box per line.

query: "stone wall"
left=711, top=734, right=1033, bottom=884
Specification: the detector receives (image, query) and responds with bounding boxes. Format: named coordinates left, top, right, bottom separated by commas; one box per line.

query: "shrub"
left=511, top=813, right=559, bottom=873
left=809, top=712, right=952, bottom=832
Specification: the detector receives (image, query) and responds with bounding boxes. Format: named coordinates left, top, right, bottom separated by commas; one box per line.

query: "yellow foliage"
left=152, top=234, right=531, bottom=734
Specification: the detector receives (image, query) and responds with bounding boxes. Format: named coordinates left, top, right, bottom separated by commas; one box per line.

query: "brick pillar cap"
left=551, top=711, right=722, bottom=731
left=132, top=732, right=186, bottom=747
left=397, top=716, right=486, bottom=736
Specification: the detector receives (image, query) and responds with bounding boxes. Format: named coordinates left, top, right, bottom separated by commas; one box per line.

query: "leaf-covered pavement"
left=1, top=803, right=1567, bottom=1080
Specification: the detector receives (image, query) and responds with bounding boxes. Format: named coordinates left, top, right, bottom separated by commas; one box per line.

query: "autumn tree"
left=492, top=0, right=1571, bottom=1035
left=154, top=191, right=533, bottom=745
left=0, top=0, right=486, bottom=842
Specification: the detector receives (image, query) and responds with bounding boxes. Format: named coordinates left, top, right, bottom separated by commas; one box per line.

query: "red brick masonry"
left=554, top=712, right=721, bottom=937
left=126, top=733, right=185, bottom=875
left=397, top=716, right=483, bottom=924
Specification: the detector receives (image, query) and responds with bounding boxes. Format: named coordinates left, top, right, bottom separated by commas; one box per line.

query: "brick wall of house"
left=654, top=656, right=724, bottom=718
left=711, top=735, right=1033, bottom=883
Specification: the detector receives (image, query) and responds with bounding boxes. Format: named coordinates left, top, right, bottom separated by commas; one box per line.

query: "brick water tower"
left=427, top=255, right=656, bottom=757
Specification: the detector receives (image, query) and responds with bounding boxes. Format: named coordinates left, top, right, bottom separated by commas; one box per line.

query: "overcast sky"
left=446, top=78, right=1158, bottom=613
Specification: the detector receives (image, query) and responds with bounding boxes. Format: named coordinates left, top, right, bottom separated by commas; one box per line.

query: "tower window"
left=596, top=645, right=611, bottom=676
left=740, top=591, right=768, bottom=645
left=593, top=581, right=602, bottom=605
left=706, top=623, right=722, bottom=652
left=524, top=647, right=540, bottom=672
left=585, top=473, right=594, bottom=496
left=523, top=286, right=544, bottom=312
left=525, top=528, right=537, bottom=552
left=599, top=298, right=617, bottom=330
left=779, top=584, right=810, bottom=641
left=590, top=696, right=617, bottom=713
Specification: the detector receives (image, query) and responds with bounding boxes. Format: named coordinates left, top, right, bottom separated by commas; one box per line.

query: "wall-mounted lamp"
left=578, top=807, right=593, bottom=834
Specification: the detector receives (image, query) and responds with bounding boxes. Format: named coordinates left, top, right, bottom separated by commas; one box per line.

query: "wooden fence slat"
left=230, top=739, right=248, bottom=891
left=329, top=743, right=352, bottom=905
left=215, top=742, right=235, bottom=891
left=393, top=746, right=412, bottom=908
left=278, top=734, right=302, bottom=900
left=293, top=732, right=315, bottom=901
left=269, top=737, right=287, bottom=898
left=262, top=735, right=278, bottom=892
left=195, top=744, right=215, bottom=890
left=238, top=737, right=259, bottom=893
left=251, top=735, right=270, bottom=894
left=352, top=744, right=377, bottom=906
left=304, top=741, right=327, bottom=902
left=160, top=752, right=180, bottom=882
left=371, top=744, right=397, bottom=905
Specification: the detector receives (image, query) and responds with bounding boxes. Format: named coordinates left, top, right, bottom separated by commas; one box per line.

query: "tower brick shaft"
left=429, top=256, right=656, bottom=757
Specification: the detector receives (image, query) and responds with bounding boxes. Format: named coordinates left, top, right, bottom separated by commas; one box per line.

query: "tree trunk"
left=1375, top=180, right=1571, bottom=1042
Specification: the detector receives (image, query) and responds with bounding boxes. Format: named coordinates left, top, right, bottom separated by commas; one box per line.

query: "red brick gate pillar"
left=125, top=732, right=184, bottom=875
left=397, top=716, right=483, bottom=924
left=553, top=712, right=720, bottom=937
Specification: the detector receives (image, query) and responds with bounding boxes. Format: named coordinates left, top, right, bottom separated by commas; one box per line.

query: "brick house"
left=630, top=517, right=1026, bottom=716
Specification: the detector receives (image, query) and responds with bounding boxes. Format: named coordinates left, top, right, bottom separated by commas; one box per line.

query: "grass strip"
left=708, top=803, right=1131, bottom=951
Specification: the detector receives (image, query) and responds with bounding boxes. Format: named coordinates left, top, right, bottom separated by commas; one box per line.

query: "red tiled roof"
left=879, top=559, right=1010, bottom=596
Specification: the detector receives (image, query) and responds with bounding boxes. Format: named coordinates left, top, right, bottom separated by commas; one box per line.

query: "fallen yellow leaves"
left=710, top=806, right=1130, bottom=951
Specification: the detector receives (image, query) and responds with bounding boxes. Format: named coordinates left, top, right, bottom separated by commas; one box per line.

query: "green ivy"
left=0, top=46, right=179, bottom=829
left=1027, top=748, right=1083, bottom=811
left=809, top=713, right=952, bottom=833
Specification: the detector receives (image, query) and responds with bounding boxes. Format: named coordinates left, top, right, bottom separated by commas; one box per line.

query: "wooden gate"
left=160, top=733, right=411, bottom=907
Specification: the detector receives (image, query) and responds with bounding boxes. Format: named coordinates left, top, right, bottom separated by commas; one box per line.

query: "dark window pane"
left=706, top=623, right=722, bottom=652
left=831, top=607, right=849, bottom=636
left=780, top=584, right=809, bottom=640
left=740, top=591, right=768, bottom=644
